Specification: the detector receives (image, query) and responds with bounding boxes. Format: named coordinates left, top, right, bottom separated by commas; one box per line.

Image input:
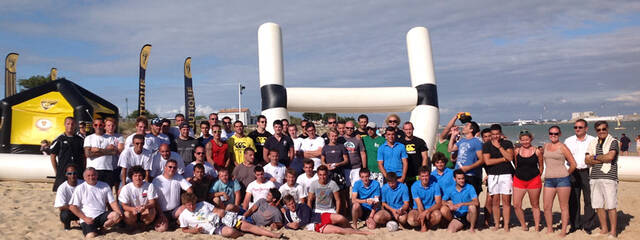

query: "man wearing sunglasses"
left=564, top=119, right=597, bottom=233
left=322, top=116, right=338, bottom=144
left=54, top=164, right=83, bottom=230
left=84, top=118, right=119, bottom=188
left=220, top=116, right=234, bottom=141
left=51, top=117, right=85, bottom=192
left=153, top=159, right=193, bottom=232
left=385, top=114, right=405, bottom=141
left=184, top=145, right=218, bottom=179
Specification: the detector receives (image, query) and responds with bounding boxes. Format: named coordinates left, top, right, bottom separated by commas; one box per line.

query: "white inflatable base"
left=0, top=153, right=55, bottom=182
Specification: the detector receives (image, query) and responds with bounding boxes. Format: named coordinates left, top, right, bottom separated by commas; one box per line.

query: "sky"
left=1, top=0, right=639, bottom=125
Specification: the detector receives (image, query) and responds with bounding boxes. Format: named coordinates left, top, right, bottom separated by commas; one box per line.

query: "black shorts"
left=80, top=211, right=111, bottom=236
left=453, top=212, right=470, bottom=228
left=97, top=170, right=116, bottom=187
left=358, top=207, right=373, bottom=220
left=464, top=175, right=482, bottom=195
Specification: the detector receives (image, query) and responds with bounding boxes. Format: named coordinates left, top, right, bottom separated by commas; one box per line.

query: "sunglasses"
left=549, top=132, right=560, bottom=136
left=327, top=121, right=336, bottom=124
left=166, top=166, right=177, bottom=169
left=596, top=128, right=608, bottom=132
left=345, top=127, right=354, bottom=129
left=573, top=126, right=585, bottom=129
left=519, top=130, right=530, bottom=134
left=195, top=152, right=204, bottom=155
left=212, top=130, right=220, bottom=133
left=388, top=120, right=399, bottom=124
left=65, top=172, right=77, bottom=176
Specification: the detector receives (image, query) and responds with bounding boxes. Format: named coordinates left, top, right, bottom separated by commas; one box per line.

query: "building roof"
left=218, top=108, right=249, bottom=113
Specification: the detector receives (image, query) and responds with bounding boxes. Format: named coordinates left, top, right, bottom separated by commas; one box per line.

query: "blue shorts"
left=544, top=176, right=571, bottom=188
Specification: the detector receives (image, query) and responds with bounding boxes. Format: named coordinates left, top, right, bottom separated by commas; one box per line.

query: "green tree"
left=302, top=112, right=322, bottom=121
left=18, top=75, right=53, bottom=91
left=338, top=116, right=355, bottom=123
left=322, top=113, right=337, bottom=122
left=127, top=110, right=158, bottom=119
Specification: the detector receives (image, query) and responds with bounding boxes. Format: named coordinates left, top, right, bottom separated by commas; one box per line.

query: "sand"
left=1, top=180, right=637, bottom=240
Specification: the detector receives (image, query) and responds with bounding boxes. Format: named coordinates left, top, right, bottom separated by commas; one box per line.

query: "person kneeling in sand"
left=178, top=192, right=283, bottom=238
left=441, top=169, right=479, bottom=233
left=69, top=167, right=123, bottom=238
left=407, top=166, right=442, bottom=231
left=118, top=165, right=157, bottom=230
left=376, top=172, right=411, bottom=227
left=282, top=194, right=371, bottom=235
left=54, top=164, right=83, bottom=230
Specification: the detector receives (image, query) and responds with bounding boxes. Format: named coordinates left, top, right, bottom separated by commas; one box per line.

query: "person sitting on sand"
left=407, top=166, right=442, bottom=231
left=69, top=167, right=123, bottom=238
left=210, top=167, right=242, bottom=211
left=307, top=165, right=341, bottom=214
left=243, top=188, right=284, bottom=230
left=178, top=192, right=283, bottom=238
left=282, top=194, right=371, bottom=235
left=152, top=159, right=193, bottom=232
left=54, top=164, right=83, bottom=230
left=279, top=168, right=307, bottom=205
left=376, top=172, right=411, bottom=227
left=187, top=163, right=215, bottom=203
left=118, top=165, right=157, bottom=230
left=442, top=169, right=479, bottom=233
left=350, top=168, right=382, bottom=229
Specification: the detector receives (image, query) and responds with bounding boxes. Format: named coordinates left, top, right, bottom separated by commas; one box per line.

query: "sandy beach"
left=0, top=180, right=636, bottom=240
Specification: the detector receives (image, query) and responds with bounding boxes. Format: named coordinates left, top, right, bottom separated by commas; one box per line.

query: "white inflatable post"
left=407, top=27, right=439, bottom=152
left=258, top=23, right=289, bottom=133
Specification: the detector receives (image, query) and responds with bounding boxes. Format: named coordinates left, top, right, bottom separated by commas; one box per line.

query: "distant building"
left=570, top=111, right=617, bottom=122
left=218, top=108, right=255, bottom=125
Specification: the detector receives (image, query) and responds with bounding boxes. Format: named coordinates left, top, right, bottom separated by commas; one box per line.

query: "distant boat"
left=615, top=119, right=626, bottom=130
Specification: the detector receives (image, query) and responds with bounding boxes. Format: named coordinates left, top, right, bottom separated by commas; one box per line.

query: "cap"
left=179, top=122, right=190, bottom=129
left=151, top=118, right=162, bottom=126
left=366, top=122, right=377, bottom=129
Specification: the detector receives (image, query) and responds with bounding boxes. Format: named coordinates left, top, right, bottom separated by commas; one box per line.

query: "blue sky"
left=1, top=0, right=639, bottom=125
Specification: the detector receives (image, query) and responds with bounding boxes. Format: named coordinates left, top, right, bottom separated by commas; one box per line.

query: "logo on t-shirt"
left=344, top=141, right=356, bottom=153
left=405, top=144, right=416, bottom=154
left=257, top=137, right=268, bottom=145
left=235, top=142, right=247, bottom=149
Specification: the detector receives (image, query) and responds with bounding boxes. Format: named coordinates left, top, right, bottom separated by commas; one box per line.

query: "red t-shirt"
left=210, top=140, right=229, bottom=168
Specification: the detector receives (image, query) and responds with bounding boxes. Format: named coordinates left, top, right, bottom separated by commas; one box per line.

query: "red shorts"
left=513, top=175, right=542, bottom=189
left=314, top=213, right=333, bottom=233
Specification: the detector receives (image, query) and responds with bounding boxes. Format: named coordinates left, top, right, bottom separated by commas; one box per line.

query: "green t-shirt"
left=436, top=140, right=454, bottom=169
left=362, top=135, right=386, bottom=173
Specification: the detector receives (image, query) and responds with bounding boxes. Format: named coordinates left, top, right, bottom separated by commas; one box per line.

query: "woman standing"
left=543, top=126, right=576, bottom=237
left=512, top=131, right=543, bottom=231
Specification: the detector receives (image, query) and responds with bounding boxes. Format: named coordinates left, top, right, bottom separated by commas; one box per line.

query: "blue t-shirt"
left=209, top=179, right=241, bottom=204
left=377, top=142, right=408, bottom=177
left=411, top=179, right=441, bottom=209
left=431, top=168, right=455, bottom=199
left=443, top=184, right=477, bottom=217
left=352, top=180, right=381, bottom=210
left=381, top=182, right=410, bottom=210
left=454, top=137, right=483, bottom=176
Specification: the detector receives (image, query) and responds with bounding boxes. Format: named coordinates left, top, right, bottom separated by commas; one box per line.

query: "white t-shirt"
left=279, top=183, right=307, bottom=204
left=220, top=129, right=234, bottom=141
left=246, top=180, right=276, bottom=208
left=292, top=137, right=303, bottom=151
left=69, top=181, right=115, bottom=222
left=156, top=133, right=171, bottom=146
left=300, top=137, right=324, bottom=170
left=150, top=151, right=185, bottom=178
left=183, top=161, right=218, bottom=179
left=125, top=133, right=162, bottom=152
left=564, top=134, right=596, bottom=169
left=152, top=174, right=192, bottom=211
left=104, top=133, right=125, bottom=167
left=178, top=201, right=217, bottom=233
left=118, top=182, right=158, bottom=207
left=54, top=180, right=84, bottom=208
left=296, top=173, right=318, bottom=194
left=118, top=148, right=152, bottom=181
left=263, top=163, right=286, bottom=185
left=84, top=134, right=116, bottom=170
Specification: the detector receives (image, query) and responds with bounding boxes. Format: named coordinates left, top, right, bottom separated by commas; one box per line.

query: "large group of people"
left=49, top=112, right=621, bottom=238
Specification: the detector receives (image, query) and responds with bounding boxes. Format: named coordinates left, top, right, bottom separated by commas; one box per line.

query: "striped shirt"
left=590, top=139, right=619, bottom=181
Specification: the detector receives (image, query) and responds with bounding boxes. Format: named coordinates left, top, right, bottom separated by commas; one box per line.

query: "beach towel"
left=587, top=134, right=614, bottom=174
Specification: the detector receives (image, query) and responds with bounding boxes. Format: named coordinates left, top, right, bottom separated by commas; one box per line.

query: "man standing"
left=362, top=122, right=386, bottom=185
left=220, top=116, right=234, bottom=141
left=385, top=114, right=405, bottom=140
left=249, top=115, right=273, bottom=166
left=152, top=159, right=193, bottom=232
left=355, top=114, right=369, bottom=138
left=263, top=120, right=294, bottom=166
left=585, top=121, right=619, bottom=238
left=104, top=117, right=125, bottom=190
left=482, top=124, right=514, bottom=231
left=169, top=114, right=194, bottom=138
left=54, top=164, right=83, bottom=230
left=447, top=121, right=484, bottom=195
left=206, top=113, right=219, bottom=135
left=300, top=123, right=325, bottom=170
left=399, top=121, right=428, bottom=189
left=51, top=117, right=85, bottom=191
left=564, top=119, right=597, bottom=233
left=321, top=116, right=337, bottom=144
left=343, top=121, right=367, bottom=186
left=205, top=124, right=230, bottom=170
left=298, top=120, right=309, bottom=139
left=84, top=118, right=119, bottom=187
left=150, top=118, right=171, bottom=147
left=118, top=134, right=153, bottom=184
left=197, top=121, right=213, bottom=147
left=620, top=133, right=631, bottom=156
left=377, top=127, right=408, bottom=183
left=125, top=116, right=161, bottom=152
left=227, top=121, right=256, bottom=166
left=172, top=123, right=200, bottom=164
left=149, top=144, right=185, bottom=179
left=69, top=168, right=122, bottom=238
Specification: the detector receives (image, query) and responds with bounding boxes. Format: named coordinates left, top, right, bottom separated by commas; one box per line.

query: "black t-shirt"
left=482, top=140, right=514, bottom=175
left=50, top=133, right=85, bottom=191
left=263, top=135, right=294, bottom=166
left=297, top=133, right=308, bottom=139
left=620, top=136, right=631, bottom=149
left=354, top=129, right=368, bottom=138
left=248, top=130, right=273, bottom=165
left=173, top=137, right=200, bottom=164
left=399, top=136, right=428, bottom=179
left=395, top=129, right=405, bottom=141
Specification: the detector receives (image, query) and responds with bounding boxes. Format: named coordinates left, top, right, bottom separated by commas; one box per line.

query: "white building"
left=218, top=108, right=255, bottom=125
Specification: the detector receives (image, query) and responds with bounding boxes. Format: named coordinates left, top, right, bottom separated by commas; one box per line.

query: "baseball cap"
left=179, top=122, right=190, bottom=129
left=151, top=118, right=162, bottom=126
left=366, top=122, right=377, bottom=129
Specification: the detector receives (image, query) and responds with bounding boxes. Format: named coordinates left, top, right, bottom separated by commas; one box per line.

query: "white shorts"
left=590, top=179, right=618, bottom=209
left=488, top=174, right=513, bottom=195
left=343, top=168, right=361, bottom=187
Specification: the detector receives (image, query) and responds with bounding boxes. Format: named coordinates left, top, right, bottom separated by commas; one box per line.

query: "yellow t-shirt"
left=227, top=135, right=256, bottom=165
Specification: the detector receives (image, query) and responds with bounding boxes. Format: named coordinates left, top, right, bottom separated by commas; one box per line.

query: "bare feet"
left=504, top=226, right=510, bottom=232
left=521, top=226, right=529, bottom=231
left=469, top=228, right=476, bottom=233
left=491, top=226, right=499, bottom=231
left=365, top=218, right=376, bottom=229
